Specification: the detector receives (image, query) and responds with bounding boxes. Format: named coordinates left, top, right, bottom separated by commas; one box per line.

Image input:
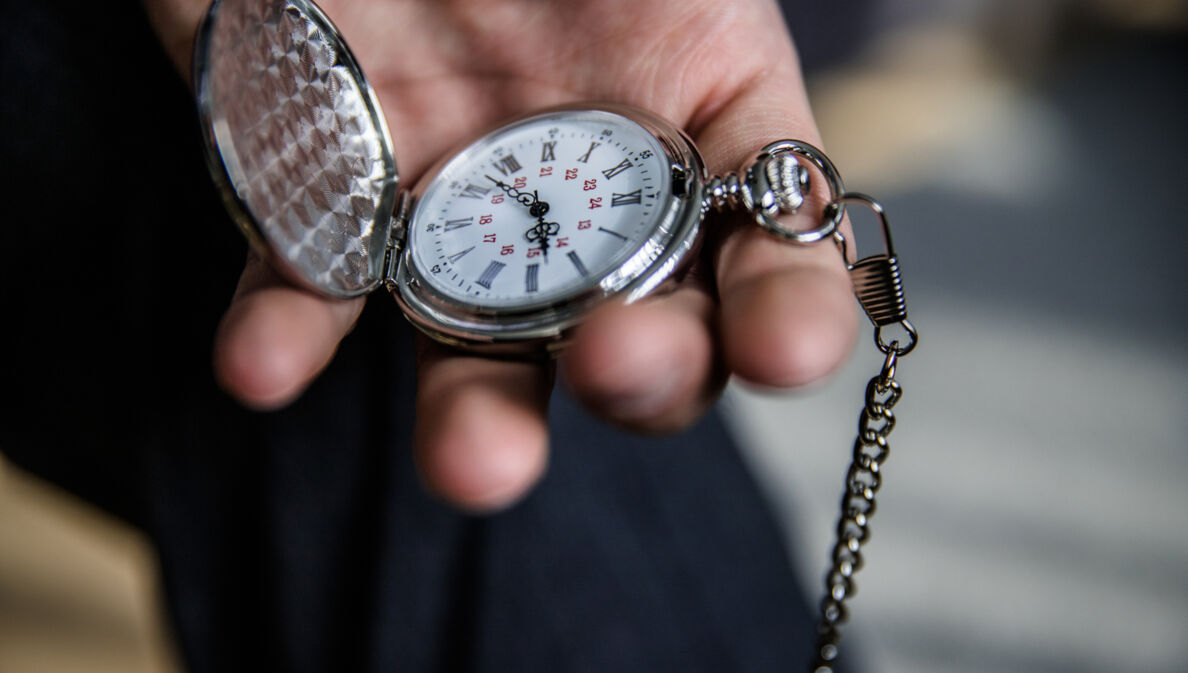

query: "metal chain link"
left=719, top=140, right=916, bottom=671
left=809, top=345, right=906, bottom=672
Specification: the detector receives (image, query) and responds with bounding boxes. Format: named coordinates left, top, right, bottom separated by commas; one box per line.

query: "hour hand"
left=525, top=217, right=560, bottom=259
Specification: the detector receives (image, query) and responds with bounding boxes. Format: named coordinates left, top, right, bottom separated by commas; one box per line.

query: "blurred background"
left=2, top=1, right=1185, bottom=672
left=734, top=1, right=1188, bottom=672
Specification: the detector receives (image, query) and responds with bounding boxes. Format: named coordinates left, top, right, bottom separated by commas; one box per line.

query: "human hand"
left=142, top=0, right=858, bottom=511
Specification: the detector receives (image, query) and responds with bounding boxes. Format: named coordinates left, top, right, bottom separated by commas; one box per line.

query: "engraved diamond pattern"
left=203, top=0, right=394, bottom=296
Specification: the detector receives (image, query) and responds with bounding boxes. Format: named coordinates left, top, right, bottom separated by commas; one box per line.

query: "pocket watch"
left=195, top=1, right=920, bottom=668
left=194, top=0, right=841, bottom=353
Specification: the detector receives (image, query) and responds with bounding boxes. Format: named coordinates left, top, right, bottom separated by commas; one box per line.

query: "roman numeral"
left=601, top=157, right=633, bottom=180
left=476, top=260, right=506, bottom=289
left=443, top=216, right=473, bottom=232
left=492, top=153, right=522, bottom=176
left=567, top=251, right=589, bottom=277
left=598, top=226, right=628, bottom=241
left=459, top=183, right=491, bottom=199
left=576, top=141, right=601, bottom=163
left=447, top=246, right=475, bottom=264
left=540, top=141, right=556, bottom=162
left=525, top=263, right=539, bottom=293
left=611, top=190, right=642, bottom=207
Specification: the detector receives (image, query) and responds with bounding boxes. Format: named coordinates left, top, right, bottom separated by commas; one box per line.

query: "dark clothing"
left=2, top=2, right=829, bottom=671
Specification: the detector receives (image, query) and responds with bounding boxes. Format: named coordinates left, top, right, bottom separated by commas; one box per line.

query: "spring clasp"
left=834, top=193, right=916, bottom=355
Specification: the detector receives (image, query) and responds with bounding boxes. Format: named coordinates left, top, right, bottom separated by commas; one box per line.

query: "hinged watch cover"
left=194, top=0, right=399, bottom=298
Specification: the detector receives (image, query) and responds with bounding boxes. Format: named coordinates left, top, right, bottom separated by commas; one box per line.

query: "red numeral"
left=556, top=237, right=570, bottom=248
left=565, top=168, right=579, bottom=181
left=583, top=179, right=597, bottom=191
left=491, top=194, right=505, bottom=205
left=588, top=197, right=602, bottom=209
left=513, top=176, right=528, bottom=189
left=501, top=245, right=515, bottom=256
left=577, top=219, right=591, bottom=230
left=483, top=233, right=497, bottom=243
left=527, top=247, right=542, bottom=258
left=479, top=214, right=493, bottom=225
left=539, top=166, right=553, bottom=177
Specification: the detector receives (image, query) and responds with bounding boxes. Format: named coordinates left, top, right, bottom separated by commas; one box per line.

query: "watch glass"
left=408, top=110, right=672, bottom=311
left=393, top=105, right=704, bottom=348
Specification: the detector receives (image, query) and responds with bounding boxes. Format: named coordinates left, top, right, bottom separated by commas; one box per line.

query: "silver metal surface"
left=195, top=0, right=397, bottom=298
left=707, top=139, right=843, bottom=243
left=389, top=103, right=706, bottom=352
left=765, top=153, right=810, bottom=214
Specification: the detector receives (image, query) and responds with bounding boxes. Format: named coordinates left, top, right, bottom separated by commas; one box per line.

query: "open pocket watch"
left=194, top=0, right=843, bottom=354
left=196, top=1, right=919, bottom=668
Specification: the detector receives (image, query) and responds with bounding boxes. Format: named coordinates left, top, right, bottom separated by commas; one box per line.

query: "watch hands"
left=485, top=175, right=560, bottom=259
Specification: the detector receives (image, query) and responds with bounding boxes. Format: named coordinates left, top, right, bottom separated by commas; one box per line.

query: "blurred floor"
left=726, top=9, right=1188, bottom=673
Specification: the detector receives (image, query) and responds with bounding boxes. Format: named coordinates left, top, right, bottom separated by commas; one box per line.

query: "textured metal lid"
left=195, top=0, right=397, bottom=297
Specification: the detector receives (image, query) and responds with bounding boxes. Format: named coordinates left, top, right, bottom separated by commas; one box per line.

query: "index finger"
left=214, top=254, right=365, bottom=409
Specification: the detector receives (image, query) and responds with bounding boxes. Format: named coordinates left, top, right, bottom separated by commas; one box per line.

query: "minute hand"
left=485, top=174, right=548, bottom=215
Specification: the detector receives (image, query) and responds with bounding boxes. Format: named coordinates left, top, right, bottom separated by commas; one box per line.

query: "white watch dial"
left=407, top=109, right=672, bottom=309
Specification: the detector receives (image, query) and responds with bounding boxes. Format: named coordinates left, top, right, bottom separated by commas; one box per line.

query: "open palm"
left=145, top=0, right=857, bottom=509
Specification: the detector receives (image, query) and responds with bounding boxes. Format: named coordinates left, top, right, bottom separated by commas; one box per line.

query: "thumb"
left=694, top=48, right=859, bottom=388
